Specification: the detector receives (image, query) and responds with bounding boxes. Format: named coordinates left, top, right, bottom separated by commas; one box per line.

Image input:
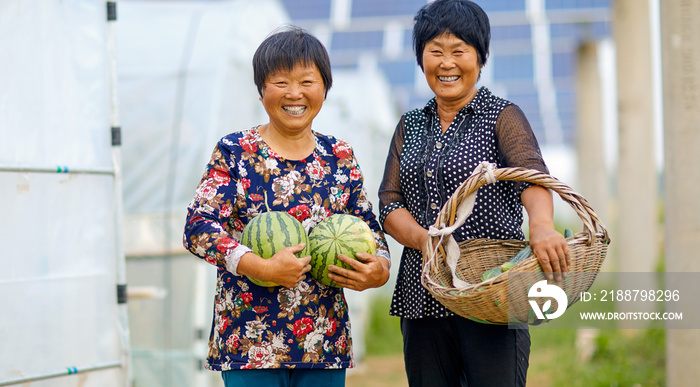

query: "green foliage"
left=364, top=296, right=403, bottom=356
left=530, top=328, right=666, bottom=386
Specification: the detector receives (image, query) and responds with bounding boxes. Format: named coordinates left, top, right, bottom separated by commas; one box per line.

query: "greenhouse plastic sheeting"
left=0, top=1, right=114, bottom=170
left=117, top=2, right=289, bottom=386
left=117, top=0, right=288, bottom=257
left=0, top=1, right=127, bottom=386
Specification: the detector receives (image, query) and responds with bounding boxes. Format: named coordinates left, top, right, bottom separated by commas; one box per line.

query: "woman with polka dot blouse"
left=378, top=1, right=570, bottom=386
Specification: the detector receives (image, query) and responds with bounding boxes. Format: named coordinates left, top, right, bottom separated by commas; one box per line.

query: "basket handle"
left=432, top=163, right=610, bottom=246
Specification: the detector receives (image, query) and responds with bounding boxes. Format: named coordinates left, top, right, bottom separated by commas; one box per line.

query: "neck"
left=435, top=87, right=478, bottom=133
left=259, top=123, right=315, bottom=160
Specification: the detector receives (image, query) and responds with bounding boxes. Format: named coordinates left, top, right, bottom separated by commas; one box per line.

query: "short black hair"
left=413, top=0, right=491, bottom=70
left=252, top=26, right=332, bottom=97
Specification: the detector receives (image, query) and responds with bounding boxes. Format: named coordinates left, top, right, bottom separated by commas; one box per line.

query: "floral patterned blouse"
left=378, top=87, right=547, bottom=319
left=184, top=127, right=390, bottom=370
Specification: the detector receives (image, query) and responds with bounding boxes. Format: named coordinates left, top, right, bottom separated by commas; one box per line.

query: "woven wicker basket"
left=421, top=165, right=610, bottom=325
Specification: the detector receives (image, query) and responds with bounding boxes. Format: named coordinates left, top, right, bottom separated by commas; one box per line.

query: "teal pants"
left=222, top=368, right=346, bottom=387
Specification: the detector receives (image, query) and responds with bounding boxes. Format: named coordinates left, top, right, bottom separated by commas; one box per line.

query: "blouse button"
left=435, top=142, right=443, bottom=149
left=426, top=170, right=433, bottom=178
left=430, top=203, right=438, bottom=210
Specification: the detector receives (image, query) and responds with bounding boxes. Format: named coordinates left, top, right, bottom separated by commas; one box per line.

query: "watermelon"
left=308, top=214, right=377, bottom=288
left=239, top=211, right=310, bottom=287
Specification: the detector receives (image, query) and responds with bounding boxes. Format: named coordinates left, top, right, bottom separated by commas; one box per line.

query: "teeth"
left=439, top=76, right=460, bottom=82
left=283, top=106, right=306, bottom=115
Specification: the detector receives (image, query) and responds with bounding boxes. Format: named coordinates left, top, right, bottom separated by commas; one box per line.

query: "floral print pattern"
left=184, top=127, right=390, bottom=370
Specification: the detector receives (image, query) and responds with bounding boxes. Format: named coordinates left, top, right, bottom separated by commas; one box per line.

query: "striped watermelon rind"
left=239, top=211, right=310, bottom=287
left=308, top=214, right=377, bottom=288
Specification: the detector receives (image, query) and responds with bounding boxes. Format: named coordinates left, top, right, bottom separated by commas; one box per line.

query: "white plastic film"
left=0, top=0, right=126, bottom=386
left=0, top=0, right=112, bottom=170
left=117, top=0, right=287, bottom=255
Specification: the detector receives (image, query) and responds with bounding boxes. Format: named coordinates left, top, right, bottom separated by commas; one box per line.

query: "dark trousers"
left=401, top=316, right=530, bottom=387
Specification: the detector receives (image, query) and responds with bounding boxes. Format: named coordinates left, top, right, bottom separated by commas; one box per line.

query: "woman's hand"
left=326, top=253, right=390, bottom=291
left=239, top=243, right=312, bottom=288
left=529, top=225, right=570, bottom=282
left=265, top=244, right=313, bottom=288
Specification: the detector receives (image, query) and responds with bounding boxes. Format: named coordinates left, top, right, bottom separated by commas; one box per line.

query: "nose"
left=285, top=83, right=303, bottom=99
left=439, top=55, right=455, bottom=69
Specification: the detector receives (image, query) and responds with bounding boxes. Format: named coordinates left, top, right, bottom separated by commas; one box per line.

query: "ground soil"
left=346, top=355, right=408, bottom=387
left=346, top=351, right=554, bottom=387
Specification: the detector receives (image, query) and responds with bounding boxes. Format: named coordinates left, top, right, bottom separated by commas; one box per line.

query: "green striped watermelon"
left=239, top=211, right=310, bottom=287
left=308, top=214, right=377, bottom=288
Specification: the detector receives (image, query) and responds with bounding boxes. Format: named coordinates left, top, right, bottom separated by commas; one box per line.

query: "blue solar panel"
left=378, top=60, right=417, bottom=86
left=591, top=21, right=611, bottom=38
left=549, top=22, right=611, bottom=47
left=277, top=0, right=331, bottom=19
left=546, top=0, right=610, bottom=10
left=405, top=29, right=415, bottom=50
left=331, top=30, right=384, bottom=50
left=491, top=25, right=531, bottom=40
left=493, top=54, right=534, bottom=79
left=477, top=0, right=526, bottom=13
left=550, top=23, right=580, bottom=40
left=557, top=93, right=575, bottom=117
left=552, top=52, right=575, bottom=78
left=351, top=0, right=426, bottom=18
left=275, top=0, right=612, bottom=147
left=508, top=92, right=540, bottom=113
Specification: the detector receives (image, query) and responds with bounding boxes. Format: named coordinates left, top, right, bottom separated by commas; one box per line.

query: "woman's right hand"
left=237, top=243, right=312, bottom=288
left=261, top=244, right=312, bottom=288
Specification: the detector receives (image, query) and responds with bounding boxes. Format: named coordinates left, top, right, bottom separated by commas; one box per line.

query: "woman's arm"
left=521, top=185, right=570, bottom=281
left=376, top=116, right=430, bottom=252
left=383, top=208, right=428, bottom=252
left=183, top=143, right=247, bottom=269
left=496, top=105, right=571, bottom=280
left=496, top=104, right=570, bottom=280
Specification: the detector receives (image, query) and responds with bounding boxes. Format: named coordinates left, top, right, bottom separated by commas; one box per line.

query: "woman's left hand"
left=529, top=224, right=570, bottom=282
left=326, top=253, right=390, bottom=291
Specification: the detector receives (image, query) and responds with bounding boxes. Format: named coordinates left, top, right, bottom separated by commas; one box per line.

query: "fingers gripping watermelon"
left=239, top=211, right=310, bottom=287
left=308, top=214, right=377, bottom=288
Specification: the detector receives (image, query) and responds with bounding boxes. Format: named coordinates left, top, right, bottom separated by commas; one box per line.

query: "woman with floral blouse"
left=378, top=1, right=569, bottom=386
left=183, top=26, right=390, bottom=387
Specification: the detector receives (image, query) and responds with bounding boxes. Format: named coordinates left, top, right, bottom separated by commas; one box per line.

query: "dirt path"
left=346, top=352, right=552, bottom=387
left=346, top=355, right=408, bottom=387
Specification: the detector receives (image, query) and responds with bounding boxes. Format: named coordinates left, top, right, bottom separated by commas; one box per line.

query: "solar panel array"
left=279, top=0, right=611, bottom=146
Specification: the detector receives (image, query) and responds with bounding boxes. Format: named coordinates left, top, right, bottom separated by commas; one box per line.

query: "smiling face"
left=260, top=63, right=326, bottom=136
left=422, top=32, right=482, bottom=108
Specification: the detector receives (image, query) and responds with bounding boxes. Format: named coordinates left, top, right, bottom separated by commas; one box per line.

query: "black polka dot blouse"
left=378, top=86, right=549, bottom=319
